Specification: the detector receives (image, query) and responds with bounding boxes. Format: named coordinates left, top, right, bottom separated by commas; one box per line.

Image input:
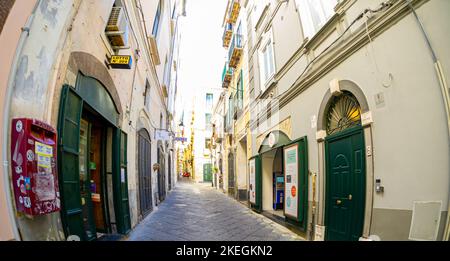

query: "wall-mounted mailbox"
left=11, top=118, right=60, bottom=216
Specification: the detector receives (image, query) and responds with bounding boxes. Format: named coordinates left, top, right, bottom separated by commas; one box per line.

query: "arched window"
left=326, top=91, right=361, bottom=135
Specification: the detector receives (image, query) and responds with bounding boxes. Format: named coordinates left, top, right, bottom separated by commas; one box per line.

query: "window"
left=227, top=95, right=234, bottom=129
left=295, top=0, right=337, bottom=39
left=152, top=1, right=162, bottom=38
left=205, top=138, right=211, bottom=149
left=259, top=36, right=275, bottom=89
left=163, top=56, right=170, bottom=86
left=144, top=80, right=151, bottom=107
left=206, top=93, right=213, bottom=111
left=237, top=71, right=243, bottom=111
left=205, top=113, right=212, bottom=130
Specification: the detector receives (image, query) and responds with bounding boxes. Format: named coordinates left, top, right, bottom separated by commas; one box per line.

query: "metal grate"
left=326, top=92, right=361, bottom=135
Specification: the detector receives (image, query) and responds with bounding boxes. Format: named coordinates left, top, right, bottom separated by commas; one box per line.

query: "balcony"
left=223, top=23, right=233, bottom=48
left=228, top=34, right=243, bottom=68
left=227, top=0, right=241, bottom=25
left=222, top=63, right=234, bottom=88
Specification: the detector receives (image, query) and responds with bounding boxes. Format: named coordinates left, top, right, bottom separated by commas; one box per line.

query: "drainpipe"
left=2, top=2, right=39, bottom=241
left=405, top=0, right=450, bottom=241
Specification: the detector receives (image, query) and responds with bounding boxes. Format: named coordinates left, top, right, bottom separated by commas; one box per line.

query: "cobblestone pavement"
left=127, top=180, right=304, bottom=241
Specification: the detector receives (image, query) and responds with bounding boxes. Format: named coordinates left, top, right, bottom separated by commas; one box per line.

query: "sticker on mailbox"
left=35, top=142, right=53, bottom=157
left=37, top=154, right=51, bottom=169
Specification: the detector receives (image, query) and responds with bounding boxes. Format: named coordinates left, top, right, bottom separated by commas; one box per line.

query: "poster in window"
left=249, top=158, right=256, bottom=204
left=284, top=144, right=299, bottom=218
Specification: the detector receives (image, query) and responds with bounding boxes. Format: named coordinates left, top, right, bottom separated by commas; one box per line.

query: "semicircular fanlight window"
left=326, top=92, right=362, bottom=135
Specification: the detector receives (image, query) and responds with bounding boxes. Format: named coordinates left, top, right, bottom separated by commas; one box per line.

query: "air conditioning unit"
left=105, top=7, right=129, bottom=48
left=149, top=35, right=161, bottom=65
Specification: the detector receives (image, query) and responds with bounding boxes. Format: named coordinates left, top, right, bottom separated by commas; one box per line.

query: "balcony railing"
left=222, top=63, right=234, bottom=88
left=227, top=0, right=241, bottom=25
left=228, top=34, right=243, bottom=68
left=223, top=23, right=233, bottom=48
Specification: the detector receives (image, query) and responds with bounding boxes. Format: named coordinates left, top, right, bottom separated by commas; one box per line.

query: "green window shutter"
left=113, top=129, right=131, bottom=234
left=254, top=155, right=262, bottom=212
left=298, top=137, right=308, bottom=224
left=57, top=85, right=85, bottom=240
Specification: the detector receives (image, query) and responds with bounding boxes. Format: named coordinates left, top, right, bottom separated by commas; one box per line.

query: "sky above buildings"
left=176, top=0, right=228, bottom=125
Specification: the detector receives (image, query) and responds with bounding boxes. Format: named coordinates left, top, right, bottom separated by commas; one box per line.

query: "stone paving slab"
left=127, top=180, right=304, bottom=241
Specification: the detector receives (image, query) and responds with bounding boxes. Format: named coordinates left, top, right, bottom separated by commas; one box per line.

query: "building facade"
left=0, top=0, right=183, bottom=241
left=190, top=90, right=221, bottom=183
left=213, top=0, right=450, bottom=241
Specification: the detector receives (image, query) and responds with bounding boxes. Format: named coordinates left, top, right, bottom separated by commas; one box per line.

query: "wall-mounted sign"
left=284, top=144, right=299, bottom=219
left=175, top=137, right=187, bottom=142
left=155, top=130, right=171, bottom=141
left=249, top=158, right=256, bottom=204
left=110, top=55, right=132, bottom=69
left=268, top=133, right=276, bottom=148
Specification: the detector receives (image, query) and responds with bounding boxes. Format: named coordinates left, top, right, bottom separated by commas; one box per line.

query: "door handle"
left=336, top=199, right=342, bottom=205
left=348, top=194, right=353, bottom=201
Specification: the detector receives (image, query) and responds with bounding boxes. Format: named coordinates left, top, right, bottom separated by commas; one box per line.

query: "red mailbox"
left=11, top=118, right=60, bottom=216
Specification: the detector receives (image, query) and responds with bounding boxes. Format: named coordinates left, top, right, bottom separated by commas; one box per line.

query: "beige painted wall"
left=0, top=0, right=37, bottom=241
left=247, top=0, right=450, bottom=239
left=262, top=151, right=275, bottom=211
left=236, top=138, right=247, bottom=190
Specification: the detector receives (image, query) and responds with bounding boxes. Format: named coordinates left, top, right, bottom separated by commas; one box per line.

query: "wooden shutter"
left=113, top=129, right=131, bottom=234
left=57, top=85, right=85, bottom=240
left=254, top=155, right=262, bottom=212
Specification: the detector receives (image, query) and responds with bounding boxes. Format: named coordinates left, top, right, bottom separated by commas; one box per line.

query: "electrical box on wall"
left=10, top=118, right=60, bottom=216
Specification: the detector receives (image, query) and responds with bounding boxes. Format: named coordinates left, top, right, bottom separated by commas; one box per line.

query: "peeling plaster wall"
left=0, top=0, right=38, bottom=242
left=8, top=0, right=76, bottom=241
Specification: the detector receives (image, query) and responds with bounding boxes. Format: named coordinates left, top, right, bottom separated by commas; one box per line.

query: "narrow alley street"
left=127, top=180, right=303, bottom=241
left=1, top=0, right=449, bottom=251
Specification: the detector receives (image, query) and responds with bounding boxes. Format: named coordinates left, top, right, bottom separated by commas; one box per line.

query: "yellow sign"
left=111, top=55, right=130, bottom=64
left=110, top=55, right=132, bottom=69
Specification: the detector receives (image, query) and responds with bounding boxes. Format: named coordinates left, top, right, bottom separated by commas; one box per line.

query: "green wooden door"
left=58, top=85, right=90, bottom=240
left=325, top=127, right=365, bottom=241
left=113, top=130, right=131, bottom=234
left=203, top=164, right=212, bottom=182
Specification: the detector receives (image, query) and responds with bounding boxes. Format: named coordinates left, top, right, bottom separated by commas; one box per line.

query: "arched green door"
left=324, top=92, right=366, bottom=241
